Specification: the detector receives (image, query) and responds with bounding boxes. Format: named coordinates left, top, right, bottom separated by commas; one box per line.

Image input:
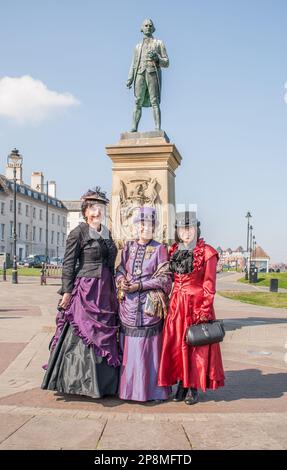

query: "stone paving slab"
left=0, top=343, right=27, bottom=374
left=0, top=414, right=106, bottom=450
left=0, top=413, right=34, bottom=446
left=183, top=414, right=286, bottom=450
left=95, top=420, right=191, bottom=450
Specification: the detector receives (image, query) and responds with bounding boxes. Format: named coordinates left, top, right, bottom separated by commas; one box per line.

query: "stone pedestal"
left=106, top=131, right=182, bottom=246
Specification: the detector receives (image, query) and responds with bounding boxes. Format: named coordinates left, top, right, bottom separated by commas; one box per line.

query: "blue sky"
left=0, top=0, right=286, bottom=262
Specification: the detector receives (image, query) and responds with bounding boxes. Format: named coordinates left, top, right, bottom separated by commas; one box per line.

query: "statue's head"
left=141, top=18, right=155, bottom=36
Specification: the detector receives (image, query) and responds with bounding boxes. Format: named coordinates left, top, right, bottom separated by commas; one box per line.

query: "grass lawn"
left=238, top=272, right=287, bottom=289
left=0, top=267, right=42, bottom=277
left=218, top=290, right=287, bottom=308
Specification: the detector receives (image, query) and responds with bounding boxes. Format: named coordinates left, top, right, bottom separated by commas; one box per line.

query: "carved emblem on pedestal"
left=116, top=176, right=160, bottom=241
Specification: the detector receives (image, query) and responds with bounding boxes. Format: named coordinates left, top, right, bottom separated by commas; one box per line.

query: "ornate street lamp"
left=7, top=149, right=23, bottom=284
left=245, top=212, right=252, bottom=280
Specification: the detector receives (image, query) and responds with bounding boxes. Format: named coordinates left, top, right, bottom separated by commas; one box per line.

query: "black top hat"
left=175, top=211, right=197, bottom=228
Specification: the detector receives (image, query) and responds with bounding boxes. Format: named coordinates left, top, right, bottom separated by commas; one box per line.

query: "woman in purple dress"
left=42, top=189, right=120, bottom=398
left=116, top=207, right=172, bottom=402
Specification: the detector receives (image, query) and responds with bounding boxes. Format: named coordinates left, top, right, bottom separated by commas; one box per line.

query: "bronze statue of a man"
left=126, top=19, right=169, bottom=132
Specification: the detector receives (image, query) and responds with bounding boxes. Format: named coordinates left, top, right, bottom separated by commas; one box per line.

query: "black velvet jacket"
left=59, top=222, right=117, bottom=294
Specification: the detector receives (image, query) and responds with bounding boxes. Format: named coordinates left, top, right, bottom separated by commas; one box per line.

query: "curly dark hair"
left=81, top=187, right=107, bottom=220
left=81, top=200, right=103, bottom=220
left=174, top=221, right=201, bottom=244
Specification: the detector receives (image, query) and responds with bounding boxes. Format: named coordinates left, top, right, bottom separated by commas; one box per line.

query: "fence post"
left=3, top=261, right=7, bottom=281
left=40, top=262, right=46, bottom=286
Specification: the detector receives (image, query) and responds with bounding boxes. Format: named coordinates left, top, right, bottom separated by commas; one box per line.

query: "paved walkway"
left=217, top=271, right=287, bottom=293
left=0, top=276, right=286, bottom=449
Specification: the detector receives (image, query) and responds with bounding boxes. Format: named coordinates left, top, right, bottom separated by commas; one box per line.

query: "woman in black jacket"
left=42, top=189, right=120, bottom=398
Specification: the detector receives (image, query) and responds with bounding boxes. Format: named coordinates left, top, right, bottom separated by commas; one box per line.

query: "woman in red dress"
left=158, top=211, right=225, bottom=405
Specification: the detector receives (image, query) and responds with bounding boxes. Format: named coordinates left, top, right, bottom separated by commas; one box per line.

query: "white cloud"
left=0, top=75, right=80, bottom=123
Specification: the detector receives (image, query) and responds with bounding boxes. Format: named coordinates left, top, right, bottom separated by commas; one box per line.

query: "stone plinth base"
left=106, top=131, right=182, bottom=245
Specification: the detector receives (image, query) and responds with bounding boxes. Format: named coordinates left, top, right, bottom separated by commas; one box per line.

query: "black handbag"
left=185, top=320, right=225, bottom=347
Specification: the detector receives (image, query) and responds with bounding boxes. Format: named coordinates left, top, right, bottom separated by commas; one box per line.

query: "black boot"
left=184, top=387, right=199, bottom=405
left=172, top=381, right=187, bottom=402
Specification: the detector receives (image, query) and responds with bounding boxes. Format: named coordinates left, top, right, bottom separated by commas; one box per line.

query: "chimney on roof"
left=48, top=181, right=56, bottom=198
left=31, top=172, right=44, bottom=192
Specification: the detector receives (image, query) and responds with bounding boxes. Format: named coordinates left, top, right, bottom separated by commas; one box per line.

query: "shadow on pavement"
left=54, top=393, right=173, bottom=408
left=223, top=317, right=287, bottom=331
left=202, top=369, right=287, bottom=402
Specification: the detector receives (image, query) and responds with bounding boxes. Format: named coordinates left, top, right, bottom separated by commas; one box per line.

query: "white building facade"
left=0, top=169, right=67, bottom=263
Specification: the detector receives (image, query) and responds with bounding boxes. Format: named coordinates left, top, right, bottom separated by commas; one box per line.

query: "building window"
left=40, top=209, right=43, bottom=221
left=33, top=227, right=36, bottom=242
left=10, top=200, right=13, bottom=212
left=0, top=224, right=4, bottom=241
left=62, top=233, right=65, bottom=246
left=18, top=223, right=21, bottom=238
left=39, top=227, right=42, bottom=242
left=0, top=202, right=4, bottom=215
left=18, top=202, right=22, bottom=214
left=52, top=213, right=55, bottom=224
left=33, top=207, right=36, bottom=219
left=63, top=216, right=65, bottom=227
left=58, top=215, right=60, bottom=225
left=26, top=205, right=29, bottom=217
left=26, top=225, right=29, bottom=240
left=10, top=221, right=13, bottom=237
left=57, top=232, right=60, bottom=245
left=51, top=231, right=54, bottom=244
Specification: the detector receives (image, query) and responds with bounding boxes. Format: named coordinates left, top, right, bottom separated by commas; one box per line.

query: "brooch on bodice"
left=144, top=246, right=156, bottom=259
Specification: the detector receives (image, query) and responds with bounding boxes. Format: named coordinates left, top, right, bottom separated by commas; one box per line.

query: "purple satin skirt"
left=119, top=328, right=170, bottom=402
left=49, top=268, right=121, bottom=368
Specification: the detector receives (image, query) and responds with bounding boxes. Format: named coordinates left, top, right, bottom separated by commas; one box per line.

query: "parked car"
left=50, top=257, right=63, bottom=266
left=18, top=259, right=26, bottom=266
left=24, top=255, right=48, bottom=268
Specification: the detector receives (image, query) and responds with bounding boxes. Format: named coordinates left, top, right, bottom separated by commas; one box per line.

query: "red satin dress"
left=158, top=239, right=225, bottom=391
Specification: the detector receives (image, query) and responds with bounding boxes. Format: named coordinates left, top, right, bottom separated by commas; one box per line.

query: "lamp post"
left=45, top=181, right=49, bottom=263
left=7, top=149, right=23, bottom=284
left=245, top=212, right=252, bottom=280
left=253, top=236, right=256, bottom=268
left=35, top=180, right=49, bottom=263
left=249, top=224, right=253, bottom=275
